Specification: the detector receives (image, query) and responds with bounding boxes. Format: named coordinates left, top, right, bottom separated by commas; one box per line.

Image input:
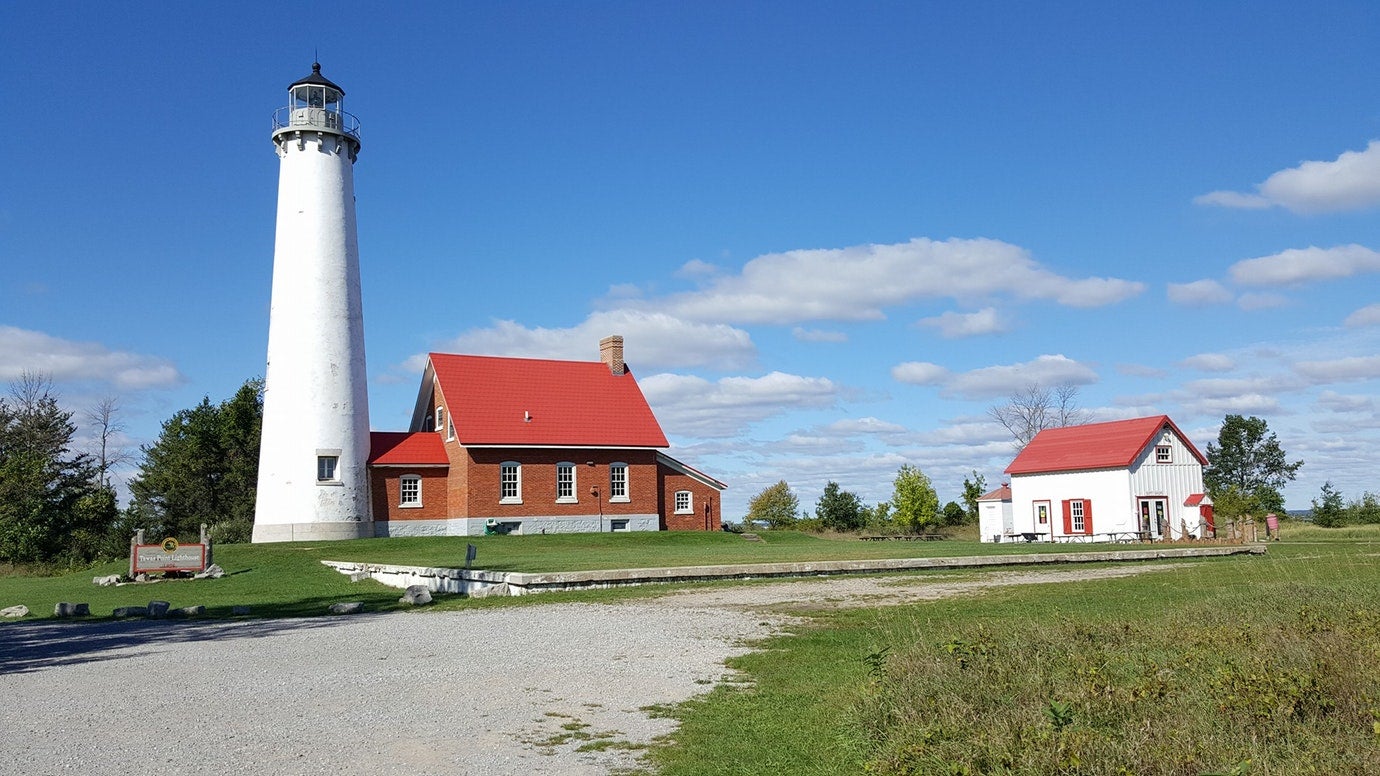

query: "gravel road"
left=0, top=564, right=1171, bottom=775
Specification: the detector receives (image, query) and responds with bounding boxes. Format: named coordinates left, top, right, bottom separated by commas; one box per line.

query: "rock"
left=328, top=601, right=365, bottom=615
left=147, top=601, right=171, bottom=618
left=1, top=605, right=29, bottom=618
left=134, top=573, right=149, bottom=582
left=175, top=605, right=205, bottom=617
left=193, top=564, right=225, bottom=580
left=93, top=574, right=122, bottom=586
left=468, top=583, right=509, bottom=599
left=231, top=605, right=251, bottom=616
left=399, top=585, right=432, bottom=605
left=113, top=606, right=149, bottom=619
left=54, top=602, right=89, bottom=618
left=347, top=571, right=370, bottom=583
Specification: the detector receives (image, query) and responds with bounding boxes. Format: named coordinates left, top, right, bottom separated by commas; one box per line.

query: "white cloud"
left=675, top=259, right=719, bottom=279
left=1344, top=303, right=1380, bottom=328
left=791, top=327, right=848, bottom=343
left=1116, top=363, right=1166, bottom=378
left=1184, top=394, right=1283, bottom=416
left=1194, top=139, right=1380, bottom=214
left=618, top=237, right=1143, bottom=325
left=1181, top=375, right=1304, bottom=399
left=1230, top=245, right=1380, bottom=286
left=1167, top=279, right=1233, bottom=306
left=1295, top=355, right=1380, bottom=383
left=420, top=310, right=756, bottom=372
left=1237, top=292, right=1289, bottom=311
left=824, top=417, right=908, bottom=435
left=0, top=326, right=182, bottom=390
left=1316, top=390, right=1374, bottom=413
left=894, top=354, right=1098, bottom=400
left=917, top=307, right=1008, bottom=338
left=1180, top=353, right=1236, bottom=372
left=640, top=371, right=839, bottom=438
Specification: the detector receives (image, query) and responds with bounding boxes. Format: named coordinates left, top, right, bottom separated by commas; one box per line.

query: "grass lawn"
left=642, top=534, right=1380, bottom=775
left=1, top=530, right=1147, bottom=623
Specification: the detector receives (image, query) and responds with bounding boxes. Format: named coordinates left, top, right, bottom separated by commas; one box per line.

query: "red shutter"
left=1061, top=500, right=1072, bottom=534
left=1083, top=499, right=1094, bottom=535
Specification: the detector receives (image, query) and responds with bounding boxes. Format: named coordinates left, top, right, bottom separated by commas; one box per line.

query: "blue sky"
left=4, top=2, right=1379, bottom=518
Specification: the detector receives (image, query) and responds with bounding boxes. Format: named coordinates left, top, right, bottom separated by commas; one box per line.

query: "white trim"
left=556, top=461, right=577, bottom=503
left=500, top=461, right=522, bottom=504
left=609, top=462, right=629, bottom=503
left=674, top=489, right=693, bottom=514
left=399, top=474, right=422, bottom=508
left=656, top=451, right=728, bottom=491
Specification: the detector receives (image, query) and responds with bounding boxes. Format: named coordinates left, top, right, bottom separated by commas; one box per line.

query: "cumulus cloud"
left=824, top=417, right=908, bottom=435
left=791, top=327, right=848, bottom=343
left=1194, top=140, right=1380, bottom=214
left=1345, top=303, right=1380, bottom=328
left=0, top=326, right=182, bottom=390
left=917, top=307, right=1008, bottom=338
left=1295, top=355, right=1380, bottom=383
left=1230, top=245, right=1380, bottom=286
left=1180, top=353, right=1236, bottom=372
left=1237, top=292, right=1289, bottom=311
left=616, top=238, right=1143, bottom=325
left=1167, top=279, right=1233, bottom=306
left=1316, top=390, right=1374, bottom=413
left=893, top=354, right=1097, bottom=400
left=418, top=310, right=756, bottom=372
left=640, top=371, right=839, bottom=438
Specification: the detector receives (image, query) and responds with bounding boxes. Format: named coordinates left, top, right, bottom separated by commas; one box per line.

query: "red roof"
left=977, top=484, right=1011, bottom=501
left=1184, top=493, right=1209, bottom=507
left=369, top=431, right=449, bottom=466
left=1005, top=415, right=1206, bottom=475
left=428, top=353, right=669, bottom=448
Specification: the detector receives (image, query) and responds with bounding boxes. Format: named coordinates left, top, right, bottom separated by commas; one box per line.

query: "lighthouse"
left=252, top=63, right=373, bottom=542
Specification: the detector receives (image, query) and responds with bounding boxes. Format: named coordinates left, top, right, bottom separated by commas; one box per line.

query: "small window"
left=436, top=407, right=446, bottom=435
left=609, top=463, right=629, bottom=502
left=317, top=455, right=338, bottom=482
left=1155, top=445, right=1172, bottom=464
left=674, top=490, right=693, bottom=514
left=399, top=475, right=421, bottom=507
left=1071, top=500, right=1086, bottom=533
left=500, top=462, right=522, bottom=503
left=446, top=414, right=455, bottom=441
left=609, top=519, right=629, bottom=532
left=556, top=462, right=576, bottom=503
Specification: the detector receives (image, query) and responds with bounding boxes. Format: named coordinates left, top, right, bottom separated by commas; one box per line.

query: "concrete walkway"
left=324, top=544, right=1265, bottom=596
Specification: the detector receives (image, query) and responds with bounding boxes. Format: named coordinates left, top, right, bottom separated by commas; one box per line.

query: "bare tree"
left=988, top=383, right=1090, bottom=449
left=85, top=396, right=133, bottom=488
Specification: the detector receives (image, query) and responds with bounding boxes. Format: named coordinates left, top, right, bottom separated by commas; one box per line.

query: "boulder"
left=93, top=574, right=122, bottom=587
left=193, top=564, right=225, bottom=580
left=1, top=605, right=29, bottom=618
left=112, top=606, right=149, bottom=619
left=399, top=585, right=433, bottom=605
left=328, top=601, right=365, bottom=615
left=468, top=583, right=509, bottom=599
left=147, top=601, right=171, bottom=618
left=347, top=571, right=370, bottom=583
left=231, top=605, right=252, bottom=616
left=175, top=605, right=205, bottom=617
left=53, top=602, right=89, bottom=618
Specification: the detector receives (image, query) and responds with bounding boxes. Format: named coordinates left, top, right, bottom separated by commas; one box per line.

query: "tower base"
left=252, top=521, right=375, bottom=543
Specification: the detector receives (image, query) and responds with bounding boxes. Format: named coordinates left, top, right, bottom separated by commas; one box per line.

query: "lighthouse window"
left=317, top=455, right=339, bottom=482
left=500, top=462, right=522, bottom=504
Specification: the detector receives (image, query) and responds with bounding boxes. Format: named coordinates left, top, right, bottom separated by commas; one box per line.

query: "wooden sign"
left=132, top=538, right=207, bottom=573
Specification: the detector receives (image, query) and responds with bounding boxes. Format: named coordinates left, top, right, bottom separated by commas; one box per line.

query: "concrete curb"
left=325, top=545, right=1264, bottom=597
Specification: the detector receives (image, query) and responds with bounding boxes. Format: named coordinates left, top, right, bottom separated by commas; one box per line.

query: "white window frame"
left=674, top=490, right=693, bottom=514
left=1071, top=500, right=1086, bottom=533
left=446, top=414, right=455, bottom=441
left=436, top=406, right=446, bottom=435
left=1155, top=445, right=1172, bottom=464
left=316, top=450, right=341, bottom=485
left=500, top=462, right=522, bottom=504
left=556, top=462, right=577, bottom=503
left=609, top=462, right=629, bottom=502
left=399, top=474, right=422, bottom=508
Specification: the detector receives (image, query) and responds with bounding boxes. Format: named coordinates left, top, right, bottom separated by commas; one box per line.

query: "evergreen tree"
left=1310, top=482, right=1345, bottom=527
left=941, top=500, right=966, bottom=527
left=129, top=379, right=262, bottom=542
left=815, top=481, right=864, bottom=532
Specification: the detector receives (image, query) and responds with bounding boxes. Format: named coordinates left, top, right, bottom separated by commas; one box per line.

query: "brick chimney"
left=599, top=335, right=625, bottom=375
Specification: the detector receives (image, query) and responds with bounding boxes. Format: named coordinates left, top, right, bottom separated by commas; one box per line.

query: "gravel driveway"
left=0, top=564, right=1171, bottom=775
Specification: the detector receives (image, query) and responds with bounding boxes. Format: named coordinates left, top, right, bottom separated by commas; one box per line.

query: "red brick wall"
left=658, top=467, right=723, bottom=531
left=462, top=447, right=660, bottom=518
left=370, top=468, right=450, bottom=521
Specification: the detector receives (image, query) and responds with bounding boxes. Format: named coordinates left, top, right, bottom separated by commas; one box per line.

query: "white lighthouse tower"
left=253, top=63, right=373, bottom=543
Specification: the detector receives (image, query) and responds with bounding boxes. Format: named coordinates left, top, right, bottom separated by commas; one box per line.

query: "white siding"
left=1010, top=469, right=1138, bottom=537
left=1127, top=425, right=1208, bottom=539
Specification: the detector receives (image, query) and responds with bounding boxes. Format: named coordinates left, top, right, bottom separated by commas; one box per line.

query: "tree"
left=0, top=373, right=116, bottom=563
left=84, top=396, right=133, bottom=488
left=1310, top=482, right=1345, bottom=527
left=891, top=464, right=939, bottom=533
left=128, top=379, right=263, bottom=542
left=961, top=470, right=987, bottom=525
left=815, top=481, right=864, bottom=532
left=1204, top=415, right=1302, bottom=516
left=988, top=383, right=1090, bottom=449
left=746, top=480, right=799, bottom=530
left=863, top=501, right=893, bottom=530
left=941, top=500, right=966, bottom=527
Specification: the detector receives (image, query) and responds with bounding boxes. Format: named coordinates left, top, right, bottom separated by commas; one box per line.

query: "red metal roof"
left=369, top=431, right=449, bottom=466
left=977, top=484, right=1011, bottom=501
left=1004, top=415, right=1206, bottom=475
left=429, top=353, right=669, bottom=448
